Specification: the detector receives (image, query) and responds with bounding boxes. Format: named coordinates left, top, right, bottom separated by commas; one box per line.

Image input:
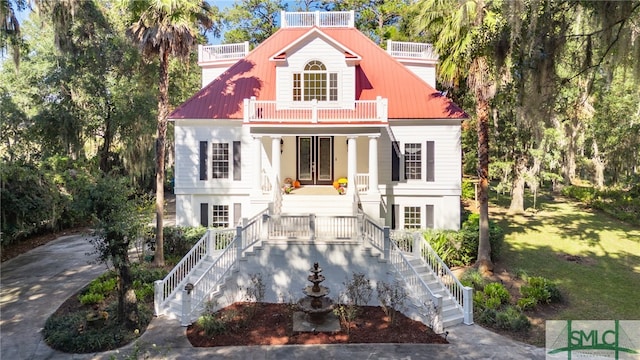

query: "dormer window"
left=293, top=60, right=338, bottom=101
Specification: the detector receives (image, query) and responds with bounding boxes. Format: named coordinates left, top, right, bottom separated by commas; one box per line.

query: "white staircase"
left=280, top=194, right=354, bottom=216
left=399, top=254, right=465, bottom=328
left=161, top=251, right=229, bottom=321
left=155, top=216, right=470, bottom=331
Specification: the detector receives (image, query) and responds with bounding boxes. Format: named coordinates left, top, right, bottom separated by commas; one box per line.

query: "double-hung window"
left=404, top=143, right=422, bottom=180
left=211, top=205, right=229, bottom=228
left=293, top=60, right=338, bottom=102
left=395, top=141, right=435, bottom=182
left=212, top=143, right=229, bottom=179
left=199, top=141, right=241, bottom=180
left=403, top=206, right=421, bottom=229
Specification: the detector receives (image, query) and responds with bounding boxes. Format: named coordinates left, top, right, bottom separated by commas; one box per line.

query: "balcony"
left=280, top=10, right=355, bottom=28
left=198, top=42, right=250, bottom=64
left=386, top=40, right=438, bottom=62
left=243, top=97, right=388, bottom=124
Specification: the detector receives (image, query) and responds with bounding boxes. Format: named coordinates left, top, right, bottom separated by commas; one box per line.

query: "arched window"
left=293, top=60, right=338, bottom=101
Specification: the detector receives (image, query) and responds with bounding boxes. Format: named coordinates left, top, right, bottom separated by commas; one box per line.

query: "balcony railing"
left=243, top=97, right=388, bottom=124
left=198, top=42, right=249, bottom=63
left=281, top=10, right=354, bottom=28
left=386, top=40, right=438, bottom=62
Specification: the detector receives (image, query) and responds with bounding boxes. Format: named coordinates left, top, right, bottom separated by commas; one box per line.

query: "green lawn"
left=491, top=192, right=640, bottom=321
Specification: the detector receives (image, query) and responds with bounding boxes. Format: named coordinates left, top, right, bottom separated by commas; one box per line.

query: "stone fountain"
left=293, top=262, right=340, bottom=332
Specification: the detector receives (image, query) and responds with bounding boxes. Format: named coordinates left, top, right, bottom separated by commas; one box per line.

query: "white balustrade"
left=244, top=98, right=388, bottom=123
left=387, top=40, right=438, bottom=61
left=281, top=11, right=354, bottom=28
left=198, top=42, right=249, bottom=63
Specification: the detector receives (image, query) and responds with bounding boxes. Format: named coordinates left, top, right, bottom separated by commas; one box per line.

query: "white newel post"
left=347, top=136, right=357, bottom=196
left=368, top=135, right=379, bottom=194
left=181, top=286, right=192, bottom=326
left=271, top=136, right=281, bottom=188
left=154, top=280, right=162, bottom=316
left=463, top=286, right=474, bottom=325
left=253, top=136, right=262, bottom=194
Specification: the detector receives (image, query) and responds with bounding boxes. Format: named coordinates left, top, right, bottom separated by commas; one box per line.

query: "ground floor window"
left=212, top=205, right=229, bottom=228
left=403, top=206, right=421, bottom=229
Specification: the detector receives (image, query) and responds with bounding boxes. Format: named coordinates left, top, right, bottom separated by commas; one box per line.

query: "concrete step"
left=280, top=195, right=353, bottom=216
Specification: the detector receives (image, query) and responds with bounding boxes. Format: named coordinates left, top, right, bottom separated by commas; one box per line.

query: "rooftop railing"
left=281, top=10, right=354, bottom=28
left=387, top=40, right=438, bottom=62
left=243, top=97, right=388, bottom=124
left=198, top=42, right=250, bottom=63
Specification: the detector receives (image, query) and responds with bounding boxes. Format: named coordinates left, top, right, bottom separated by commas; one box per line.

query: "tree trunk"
left=476, top=96, right=493, bottom=274
left=153, top=48, right=169, bottom=267
left=508, top=156, right=527, bottom=215
left=592, top=139, right=605, bottom=189
left=116, top=252, right=132, bottom=324
left=98, top=101, right=113, bottom=174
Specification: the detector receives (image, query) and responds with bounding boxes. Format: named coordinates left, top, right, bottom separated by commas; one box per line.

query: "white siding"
left=402, top=64, right=437, bottom=89
left=174, top=121, right=257, bottom=227
left=378, top=122, right=462, bottom=229
left=275, top=36, right=356, bottom=106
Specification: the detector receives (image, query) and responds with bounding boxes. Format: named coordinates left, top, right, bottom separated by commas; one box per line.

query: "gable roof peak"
left=269, top=26, right=361, bottom=62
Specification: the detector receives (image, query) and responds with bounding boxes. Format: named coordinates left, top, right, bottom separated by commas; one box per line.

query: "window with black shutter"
left=200, top=203, right=209, bottom=227
left=199, top=141, right=208, bottom=180
left=391, top=141, right=400, bottom=181
left=233, top=141, right=241, bottom=181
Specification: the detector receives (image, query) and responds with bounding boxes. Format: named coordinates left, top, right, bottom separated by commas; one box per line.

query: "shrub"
left=461, top=178, right=476, bottom=200
left=88, top=277, right=117, bottom=296
left=474, top=282, right=509, bottom=311
left=197, top=313, right=227, bottom=336
left=0, top=158, right=96, bottom=247
left=79, top=293, right=104, bottom=305
left=460, top=268, right=486, bottom=291
left=484, top=282, right=510, bottom=304
left=376, top=281, right=408, bottom=325
left=342, top=273, right=373, bottom=306
left=562, top=185, right=640, bottom=226
left=495, top=306, right=531, bottom=332
left=422, top=230, right=455, bottom=265
left=453, top=213, right=504, bottom=265
left=145, top=226, right=208, bottom=261
left=518, top=276, right=561, bottom=310
left=133, top=282, right=154, bottom=302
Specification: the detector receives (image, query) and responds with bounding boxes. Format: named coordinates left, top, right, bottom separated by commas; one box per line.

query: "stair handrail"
left=387, top=233, right=444, bottom=332
left=361, top=212, right=385, bottom=254
left=411, top=231, right=473, bottom=325
left=182, top=211, right=268, bottom=324
left=154, top=228, right=234, bottom=315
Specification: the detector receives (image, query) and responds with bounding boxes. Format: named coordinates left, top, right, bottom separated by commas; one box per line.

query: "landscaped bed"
left=187, top=302, right=448, bottom=346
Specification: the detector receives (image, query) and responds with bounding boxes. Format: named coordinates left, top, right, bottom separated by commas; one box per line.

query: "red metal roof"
left=170, top=27, right=467, bottom=120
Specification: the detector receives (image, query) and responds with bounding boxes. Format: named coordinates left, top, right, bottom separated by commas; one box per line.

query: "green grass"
left=491, top=191, right=640, bottom=321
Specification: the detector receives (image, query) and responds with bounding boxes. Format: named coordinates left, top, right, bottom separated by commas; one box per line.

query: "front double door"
left=297, top=136, right=334, bottom=185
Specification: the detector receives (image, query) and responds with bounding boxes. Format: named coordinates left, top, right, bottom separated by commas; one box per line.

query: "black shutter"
left=233, top=141, right=241, bottom=181
left=199, top=141, right=208, bottom=180
left=426, top=204, right=434, bottom=229
left=391, top=141, right=400, bottom=181
left=200, top=203, right=209, bottom=227
left=426, top=141, right=435, bottom=182
left=391, top=204, right=398, bottom=229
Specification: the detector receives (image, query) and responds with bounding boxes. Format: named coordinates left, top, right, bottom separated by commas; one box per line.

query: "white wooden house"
left=170, top=11, right=467, bottom=231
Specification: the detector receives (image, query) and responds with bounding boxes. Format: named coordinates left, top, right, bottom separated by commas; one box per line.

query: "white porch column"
left=253, top=136, right=262, bottom=195
left=368, top=135, right=379, bottom=194
left=347, top=136, right=357, bottom=196
left=271, top=136, right=282, bottom=187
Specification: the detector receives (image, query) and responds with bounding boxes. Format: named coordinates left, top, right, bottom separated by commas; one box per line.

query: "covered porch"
left=250, top=131, right=382, bottom=198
